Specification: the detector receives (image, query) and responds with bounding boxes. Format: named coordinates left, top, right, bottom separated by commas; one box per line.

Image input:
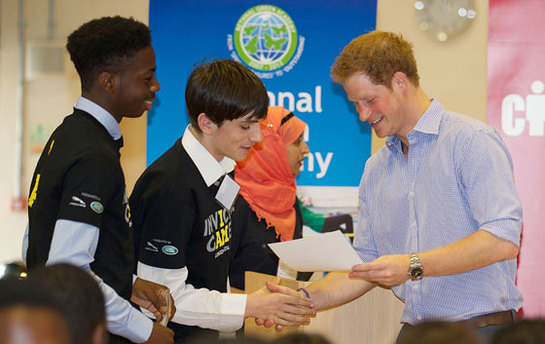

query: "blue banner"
left=148, top=1, right=376, bottom=187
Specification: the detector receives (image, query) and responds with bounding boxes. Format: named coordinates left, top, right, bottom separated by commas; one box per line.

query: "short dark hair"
left=273, top=333, right=332, bottom=344
left=491, top=319, right=545, bottom=344
left=0, top=278, right=61, bottom=310
left=185, top=59, right=269, bottom=130
left=28, top=263, right=106, bottom=344
left=66, top=16, right=151, bottom=92
left=397, top=321, right=481, bottom=344
left=0, top=278, right=70, bottom=344
left=331, top=30, right=420, bottom=88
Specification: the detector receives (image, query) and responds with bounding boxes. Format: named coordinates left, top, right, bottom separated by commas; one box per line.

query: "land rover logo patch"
left=162, top=245, right=178, bottom=255
left=90, top=201, right=104, bottom=214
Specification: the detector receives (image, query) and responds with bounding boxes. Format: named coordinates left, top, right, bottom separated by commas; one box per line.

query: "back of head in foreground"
left=0, top=278, right=70, bottom=344
left=28, top=263, right=107, bottom=344
left=396, top=321, right=483, bottom=344
left=490, top=319, right=545, bottom=344
left=235, top=106, right=308, bottom=242
left=272, top=333, right=332, bottom=344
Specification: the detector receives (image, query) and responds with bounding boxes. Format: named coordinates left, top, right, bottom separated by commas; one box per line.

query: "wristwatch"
left=408, top=253, right=424, bottom=280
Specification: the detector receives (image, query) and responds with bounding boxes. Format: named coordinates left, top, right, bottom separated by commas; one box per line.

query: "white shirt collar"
left=74, top=97, right=121, bottom=140
left=181, top=125, right=236, bottom=187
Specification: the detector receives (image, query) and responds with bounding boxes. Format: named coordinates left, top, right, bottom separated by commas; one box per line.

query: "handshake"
left=245, top=279, right=316, bottom=331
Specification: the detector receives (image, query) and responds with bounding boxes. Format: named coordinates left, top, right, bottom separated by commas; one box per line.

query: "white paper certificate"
left=268, top=230, right=362, bottom=272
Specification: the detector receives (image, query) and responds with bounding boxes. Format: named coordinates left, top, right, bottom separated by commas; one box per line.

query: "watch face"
left=414, top=0, right=476, bottom=42
left=410, top=267, right=423, bottom=280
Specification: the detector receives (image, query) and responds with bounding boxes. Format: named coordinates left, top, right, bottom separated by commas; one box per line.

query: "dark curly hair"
left=185, top=59, right=269, bottom=131
left=331, top=31, right=420, bottom=89
left=66, top=16, right=151, bottom=92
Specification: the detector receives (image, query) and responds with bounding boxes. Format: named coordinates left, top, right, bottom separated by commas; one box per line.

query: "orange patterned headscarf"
left=235, top=106, right=307, bottom=241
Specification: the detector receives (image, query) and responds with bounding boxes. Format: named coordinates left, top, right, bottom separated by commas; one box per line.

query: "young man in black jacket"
left=25, top=16, right=174, bottom=344
left=131, top=59, right=314, bottom=343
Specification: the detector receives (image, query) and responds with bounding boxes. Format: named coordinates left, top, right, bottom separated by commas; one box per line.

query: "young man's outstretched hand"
left=251, top=279, right=314, bottom=331
left=245, top=280, right=316, bottom=329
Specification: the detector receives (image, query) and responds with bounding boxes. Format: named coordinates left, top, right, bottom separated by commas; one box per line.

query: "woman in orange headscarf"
left=230, top=106, right=309, bottom=290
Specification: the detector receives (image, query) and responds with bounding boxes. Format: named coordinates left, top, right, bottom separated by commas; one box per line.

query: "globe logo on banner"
left=228, top=4, right=304, bottom=78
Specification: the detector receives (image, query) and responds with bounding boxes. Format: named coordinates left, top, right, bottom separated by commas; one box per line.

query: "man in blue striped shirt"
left=266, top=30, right=522, bottom=341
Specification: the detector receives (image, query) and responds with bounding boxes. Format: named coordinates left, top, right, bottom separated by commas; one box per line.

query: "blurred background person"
left=272, top=333, right=332, bottom=344
left=0, top=278, right=70, bottom=344
left=396, top=321, right=482, bottom=344
left=28, top=263, right=107, bottom=344
left=490, top=319, right=545, bottom=344
left=0, top=261, right=27, bottom=280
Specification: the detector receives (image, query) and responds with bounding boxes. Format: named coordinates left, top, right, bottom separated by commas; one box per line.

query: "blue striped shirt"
left=353, top=99, right=523, bottom=324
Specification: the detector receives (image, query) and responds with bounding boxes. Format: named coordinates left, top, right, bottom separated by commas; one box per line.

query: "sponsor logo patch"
left=81, top=192, right=101, bottom=201
left=90, top=201, right=104, bottom=214
left=69, top=196, right=86, bottom=208
left=145, top=241, right=159, bottom=253
left=162, top=245, right=179, bottom=256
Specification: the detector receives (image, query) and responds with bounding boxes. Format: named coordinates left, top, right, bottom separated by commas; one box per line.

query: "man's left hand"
left=349, top=254, right=410, bottom=287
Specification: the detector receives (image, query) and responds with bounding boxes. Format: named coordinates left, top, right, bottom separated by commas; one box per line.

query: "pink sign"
left=488, top=0, right=545, bottom=317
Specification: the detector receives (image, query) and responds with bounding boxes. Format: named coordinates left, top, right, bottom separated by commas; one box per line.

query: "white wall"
left=374, top=0, right=489, bottom=152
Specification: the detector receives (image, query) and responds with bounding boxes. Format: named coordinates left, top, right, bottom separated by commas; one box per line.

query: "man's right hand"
left=264, top=280, right=301, bottom=297
left=245, top=280, right=315, bottom=328
left=142, top=322, right=174, bottom=344
left=254, top=280, right=310, bottom=331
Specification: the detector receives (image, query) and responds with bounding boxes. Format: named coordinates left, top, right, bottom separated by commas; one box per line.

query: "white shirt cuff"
left=218, top=293, right=247, bottom=329
left=125, top=308, right=153, bottom=343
